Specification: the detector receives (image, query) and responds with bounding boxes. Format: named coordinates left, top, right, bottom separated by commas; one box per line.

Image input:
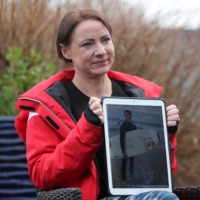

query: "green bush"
left=0, top=47, right=58, bottom=115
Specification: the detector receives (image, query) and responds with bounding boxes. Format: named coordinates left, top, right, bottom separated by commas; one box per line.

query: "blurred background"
left=0, top=0, right=200, bottom=199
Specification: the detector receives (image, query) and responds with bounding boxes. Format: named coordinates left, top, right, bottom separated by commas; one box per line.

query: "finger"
left=166, top=104, right=177, bottom=112
left=167, top=108, right=179, bottom=117
left=89, top=97, right=101, bottom=106
left=93, top=108, right=103, bottom=116
left=167, top=120, right=178, bottom=127
left=90, top=102, right=102, bottom=112
left=99, top=116, right=104, bottom=125
left=167, top=114, right=179, bottom=122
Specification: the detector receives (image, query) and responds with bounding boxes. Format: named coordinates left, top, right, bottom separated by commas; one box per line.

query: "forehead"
left=71, top=19, right=110, bottom=41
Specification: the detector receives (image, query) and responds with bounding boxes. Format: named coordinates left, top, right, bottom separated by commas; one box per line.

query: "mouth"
left=92, top=59, right=108, bottom=65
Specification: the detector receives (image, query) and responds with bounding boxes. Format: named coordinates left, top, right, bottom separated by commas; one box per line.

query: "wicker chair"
left=36, top=186, right=200, bottom=200
left=173, top=186, right=200, bottom=200
left=36, top=188, right=81, bottom=200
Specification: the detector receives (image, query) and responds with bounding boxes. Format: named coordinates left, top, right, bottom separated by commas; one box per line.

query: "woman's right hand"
left=89, top=97, right=104, bottom=125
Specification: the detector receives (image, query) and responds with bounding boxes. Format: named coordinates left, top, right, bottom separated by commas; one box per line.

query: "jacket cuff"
left=84, top=105, right=101, bottom=126
left=167, top=123, right=178, bottom=134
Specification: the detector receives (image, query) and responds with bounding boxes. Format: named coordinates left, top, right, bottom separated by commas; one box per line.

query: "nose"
left=94, top=43, right=106, bottom=55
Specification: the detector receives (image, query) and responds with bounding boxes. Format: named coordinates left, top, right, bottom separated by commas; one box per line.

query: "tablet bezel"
left=102, top=97, right=173, bottom=196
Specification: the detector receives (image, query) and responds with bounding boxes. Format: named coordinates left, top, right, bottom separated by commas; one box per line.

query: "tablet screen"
left=102, top=97, right=173, bottom=196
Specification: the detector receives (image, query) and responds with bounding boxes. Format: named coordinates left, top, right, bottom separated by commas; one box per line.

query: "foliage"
left=0, top=47, right=58, bottom=115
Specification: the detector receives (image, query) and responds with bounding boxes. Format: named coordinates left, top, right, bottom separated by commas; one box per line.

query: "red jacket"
left=15, top=69, right=177, bottom=200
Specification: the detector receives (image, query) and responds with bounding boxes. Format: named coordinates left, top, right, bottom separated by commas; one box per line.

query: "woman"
left=15, top=8, right=180, bottom=200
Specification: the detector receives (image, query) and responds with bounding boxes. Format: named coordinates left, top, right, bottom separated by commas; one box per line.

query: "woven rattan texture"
left=37, top=186, right=200, bottom=200
left=37, top=188, right=81, bottom=200
left=174, top=186, right=200, bottom=200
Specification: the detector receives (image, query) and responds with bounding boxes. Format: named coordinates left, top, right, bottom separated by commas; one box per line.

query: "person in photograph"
left=120, top=109, right=137, bottom=185
left=15, top=8, right=180, bottom=200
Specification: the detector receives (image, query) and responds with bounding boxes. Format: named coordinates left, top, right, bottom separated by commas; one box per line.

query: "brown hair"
left=56, top=8, right=112, bottom=64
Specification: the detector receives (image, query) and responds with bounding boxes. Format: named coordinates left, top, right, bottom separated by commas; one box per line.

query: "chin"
left=93, top=66, right=111, bottom=76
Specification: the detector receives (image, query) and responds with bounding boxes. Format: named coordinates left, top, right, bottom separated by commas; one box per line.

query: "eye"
left=82, top=42, right=92, bottom=47
left=102, top=37, right=111, bottom=42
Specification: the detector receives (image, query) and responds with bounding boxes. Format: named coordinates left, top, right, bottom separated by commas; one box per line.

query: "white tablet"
left=102, top=97, right=173, bottom=196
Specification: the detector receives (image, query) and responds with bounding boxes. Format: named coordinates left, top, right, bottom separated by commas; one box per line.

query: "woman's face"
left=62, top=19, right=115, bottom=78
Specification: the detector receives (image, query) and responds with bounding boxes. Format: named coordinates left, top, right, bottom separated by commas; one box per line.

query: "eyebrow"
left=80, top=34, right=111, bottom=44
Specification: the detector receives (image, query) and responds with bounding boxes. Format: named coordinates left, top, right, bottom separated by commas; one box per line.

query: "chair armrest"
left=36, top=188, right=81, bottom=200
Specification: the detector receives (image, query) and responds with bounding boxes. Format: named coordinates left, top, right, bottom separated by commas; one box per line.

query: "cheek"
left=106, top=47, right=115, bottom=64
left=73, top=50, right=91, bottom=63
left=108, top=45, right=115, bottom=55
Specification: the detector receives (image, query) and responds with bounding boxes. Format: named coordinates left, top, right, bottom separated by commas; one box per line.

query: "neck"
left=72, top=74, right=112, bottom=99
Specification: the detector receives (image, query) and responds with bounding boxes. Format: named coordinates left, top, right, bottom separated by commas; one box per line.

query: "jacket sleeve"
left=168, top=132, right=178, bottom=174
left=26, top=113, right=102, bottom=190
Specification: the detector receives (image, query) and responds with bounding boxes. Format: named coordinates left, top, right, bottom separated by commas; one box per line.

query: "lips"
left=92, top=59, right=108, bottom=65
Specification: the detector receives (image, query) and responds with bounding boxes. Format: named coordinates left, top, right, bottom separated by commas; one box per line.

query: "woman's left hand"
left=166, top=104, right=180, bottom=127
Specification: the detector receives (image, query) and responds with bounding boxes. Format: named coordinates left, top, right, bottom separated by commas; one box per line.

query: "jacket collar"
left=19, top=68, right=162, bottom=99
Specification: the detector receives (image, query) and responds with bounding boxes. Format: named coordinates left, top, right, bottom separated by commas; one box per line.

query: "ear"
left=59, top=44, right=72, bottom=60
